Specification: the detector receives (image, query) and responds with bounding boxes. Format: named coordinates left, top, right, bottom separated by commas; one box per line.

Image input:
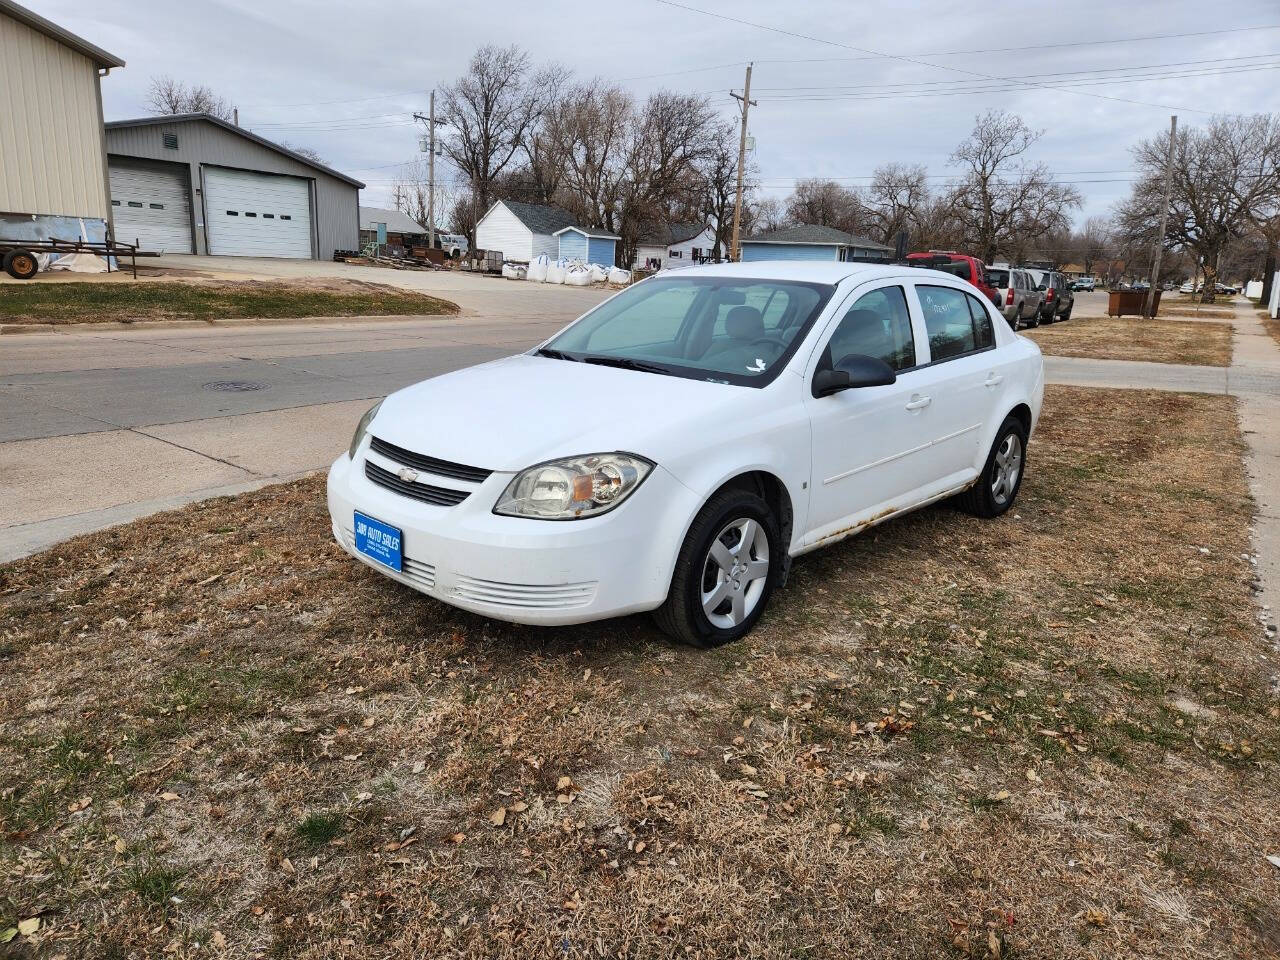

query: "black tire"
left=653, top=488, right=781, bottom=648
left=954, top=415, right=1029, bottom=518
left=1060, top=305, right=1072, bottom=321
left=1024, top=309, right=1039, bottom=328
left=3, top=248, right=38, bottom=280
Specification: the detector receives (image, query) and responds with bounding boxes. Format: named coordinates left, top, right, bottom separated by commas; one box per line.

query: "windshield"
left=987, top=268, right=1010, bottom=287
left=541, top=276, right=836, bottom=386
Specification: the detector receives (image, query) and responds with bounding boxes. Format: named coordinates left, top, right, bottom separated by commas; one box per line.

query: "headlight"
left=348, top=400, right=383, bottom=460
left=494, top=453, right=653, bottom=520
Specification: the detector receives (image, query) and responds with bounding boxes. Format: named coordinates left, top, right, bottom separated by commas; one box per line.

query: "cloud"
left=33, top=0, right=1280, bottom=220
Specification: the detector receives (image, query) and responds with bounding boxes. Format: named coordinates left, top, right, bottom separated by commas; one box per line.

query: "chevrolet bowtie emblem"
left=397, top=466, right=419, bottom=483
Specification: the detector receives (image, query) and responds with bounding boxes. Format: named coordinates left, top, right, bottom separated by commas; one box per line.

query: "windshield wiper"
left=534, top=347, right=578, bottom=361
left=579, top=354, right=669, bottom=374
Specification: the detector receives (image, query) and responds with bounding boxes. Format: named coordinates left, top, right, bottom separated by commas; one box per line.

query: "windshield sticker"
left=747, top=358, right=767, bottom=373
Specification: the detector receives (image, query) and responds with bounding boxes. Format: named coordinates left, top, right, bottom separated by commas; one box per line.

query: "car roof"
left=659, top=260, right=958, bottom=286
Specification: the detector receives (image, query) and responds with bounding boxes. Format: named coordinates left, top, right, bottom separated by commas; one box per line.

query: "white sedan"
left=327, top=261, right=1044, bottom=647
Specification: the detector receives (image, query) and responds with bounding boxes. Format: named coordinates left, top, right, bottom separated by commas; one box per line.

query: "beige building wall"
left=0, top=12, right=109, bottom=219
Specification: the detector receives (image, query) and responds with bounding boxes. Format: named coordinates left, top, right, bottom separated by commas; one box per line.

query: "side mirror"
left=812, top=354, right=896, bottom=397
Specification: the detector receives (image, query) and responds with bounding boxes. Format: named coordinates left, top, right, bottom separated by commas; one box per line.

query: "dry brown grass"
left=1264, top=313, right=1280, bottom=351
left=1024, top=316, right=1233, bottom=366
left=2, top=386, right=1278, bottom=959
left=0, top=278, right=457, bottom=325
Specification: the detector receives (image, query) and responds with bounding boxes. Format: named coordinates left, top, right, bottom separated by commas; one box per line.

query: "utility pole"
left=729, top=63, right=756, bottom=263
left=1144, top=114, right=1177, bottom=319
left=413, top=96, right=446, bottom=249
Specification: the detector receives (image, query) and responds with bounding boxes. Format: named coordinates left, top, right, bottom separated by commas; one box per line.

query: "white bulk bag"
left=565, top=265, right=593, bottom=286
left=607, top=267, right=632, bottom=285
left=546, top=261, right=567, bottom=284
left=527, top=254, right=550, bottom=283
left=589, top=264, right=609, bottom=283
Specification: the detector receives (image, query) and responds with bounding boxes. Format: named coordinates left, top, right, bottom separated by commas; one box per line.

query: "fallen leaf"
left=361, top=717, right=375, bottom=728
left=489, top=807, right=507, bottom=827
left=279, top=857, right=295, bottom=874
left=412, top=761, right=425, bottom=774
left=449, top=832, right=466, bottom=844
left=67, top=796, right=92, bottom=812
left=211, top=930, right=227, bottom=950
left=509, top=801, right=528, bottom=813
left=1267, top=854, right=1280, bottom=870
left=114, top=838, right=127, bottom=853
left=0, top=929, right=16, bottom=944
left=18, top=918, right=40, bottom=936
left=556, top=776, right=573, bottom=791
left=160, top=792, right=181, bottom=802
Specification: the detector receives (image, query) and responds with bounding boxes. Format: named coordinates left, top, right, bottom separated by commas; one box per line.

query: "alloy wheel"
left=700, top=517, right=770, bottom=629
left=991, top=432, right=1023, bottom=505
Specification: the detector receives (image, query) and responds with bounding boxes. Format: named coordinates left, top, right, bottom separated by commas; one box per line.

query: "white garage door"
left=108, top=162, right=192, bottom=253
left=203, top=167, right=313, bottom=258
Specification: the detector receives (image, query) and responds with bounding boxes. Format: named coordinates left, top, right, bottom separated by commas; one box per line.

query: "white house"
left=632, top=222, right=716, bottom=271
left=474, top=199, right=577, bottom=263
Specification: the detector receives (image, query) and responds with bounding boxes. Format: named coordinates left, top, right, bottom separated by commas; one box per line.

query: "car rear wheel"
left=954, top=415, right=1028, bottom=518
left=653, top=488, right=781, bottom=648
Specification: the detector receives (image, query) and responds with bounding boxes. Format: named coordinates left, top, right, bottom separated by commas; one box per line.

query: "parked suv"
left=438, top=233, right=469, bottom=258
left=1024, top=268, right=1074, bottom=323
left=906, top=251, right=998, bottom=305
left=1072, top=276, right=1096, bottom=292
left=986, top=266, right=1044, bottom=328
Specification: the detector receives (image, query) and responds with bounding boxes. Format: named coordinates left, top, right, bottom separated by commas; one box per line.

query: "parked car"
left=1180, top=280, right=1196, bottom=294
left=906, top=251, right=998, bottom=305
left=437, top=233, right=469, bottom=258
left=1072, top=276, right=1096, bottom=292
left=1024, top=268, right=1074, bottom=323
left=1215, top=282, right=1238, bottom=295
left=986, top=266, right=1044, bottom=328
left=328, top=262, right=1045, bottom=647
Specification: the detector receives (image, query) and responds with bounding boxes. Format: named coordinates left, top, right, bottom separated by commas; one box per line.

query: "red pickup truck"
left=907, top=251, right=999, bottom=305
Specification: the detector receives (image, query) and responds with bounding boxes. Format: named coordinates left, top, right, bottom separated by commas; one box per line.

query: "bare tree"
left=280, top=141, right=325, bottom=165
left=439, top=45, right=544, bottom=242
left=698, top=128, right=748, bottom=260
left=1118, top=114, right=1280, bottom=302
left=864, top=163, right=930, bottom=246
left=783, top=178, right=869, bottom=236
left=146, top=75, right=234, bottom=121
left=743, top=195, right=786, bottom=235
left=946, top=110, right=1082, bottom=262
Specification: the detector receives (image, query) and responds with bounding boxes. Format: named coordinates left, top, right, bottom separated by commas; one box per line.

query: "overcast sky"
left=36, top=0, right=1280, bottom=225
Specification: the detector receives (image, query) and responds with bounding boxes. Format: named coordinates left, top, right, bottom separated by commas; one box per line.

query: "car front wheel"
left=954, top=415, right=1028, bottom=518
left=653, top=488, right=781, bottom=647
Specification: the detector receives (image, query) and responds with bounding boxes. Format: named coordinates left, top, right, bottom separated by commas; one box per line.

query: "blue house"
left=740, top=224, right=892, bottom=262
left=555, top=225, right=620, bottom=266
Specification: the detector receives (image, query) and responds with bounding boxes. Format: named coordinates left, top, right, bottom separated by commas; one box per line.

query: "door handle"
left=984, top=373, right=1004, bottom=387
left=905, top=395, right=932, bottom=411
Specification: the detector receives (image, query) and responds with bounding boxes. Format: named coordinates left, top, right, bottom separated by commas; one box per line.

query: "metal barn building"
left=0, top=0, right=123, bottom=244
left=105, top=114, right=363, bottom=258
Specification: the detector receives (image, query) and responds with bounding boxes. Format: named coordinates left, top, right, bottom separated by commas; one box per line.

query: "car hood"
left=369, top=353, right=748, bottom=473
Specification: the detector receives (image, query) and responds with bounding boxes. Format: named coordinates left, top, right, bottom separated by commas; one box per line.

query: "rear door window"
left=987, top=268, right=1009, bottom=288
left=967, top=293, right=995, bottom=349
left=916, top=285, right=985, bottom=362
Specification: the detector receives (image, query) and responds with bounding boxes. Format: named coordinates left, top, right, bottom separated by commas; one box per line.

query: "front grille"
left=401, top=557, right=436, bottom=590
left=369, top=436, right=492, bottom=484
left=453, top=575, right=597, bottom=610
left=365, top=461, right=469, bottom=506
left=343, top=527, right=436, bottom=589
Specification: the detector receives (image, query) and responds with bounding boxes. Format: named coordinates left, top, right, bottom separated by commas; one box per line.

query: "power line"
left=745, top=53, right=1280, bottom=92
left=753, top=63, right=1280, bottom=103
left=752, top=23, right=1280, bottom=62
left=652, top=0, right=1244, bottom=114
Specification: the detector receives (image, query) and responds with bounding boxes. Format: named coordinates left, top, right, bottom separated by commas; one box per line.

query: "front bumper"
left=326, top=451, right=701, bottom=626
